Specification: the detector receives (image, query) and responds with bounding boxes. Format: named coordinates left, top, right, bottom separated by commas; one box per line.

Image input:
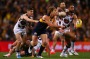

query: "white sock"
left=16, top=52, right=20, bottom=56
left=62, top=46, right=68, bottom=53
left=68, top=48, right=71, bottom=52
left=51, top=48, right=55, bottom=52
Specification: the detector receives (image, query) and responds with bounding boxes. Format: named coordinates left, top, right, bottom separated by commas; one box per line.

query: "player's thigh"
left=32, top=35, right=38, bottom=45
left=15, top=33, right=22, bottom=42
left=53, top=33, right=60, bottom=41
left=67, top=31, right=75, bottom=38
left=53, top=31, right=62, bottom=41
left=40, top=34, right=48, bottom=44
left=22, top=34, right=27, bottom=43
left=60, top=35, right=65, bottom=41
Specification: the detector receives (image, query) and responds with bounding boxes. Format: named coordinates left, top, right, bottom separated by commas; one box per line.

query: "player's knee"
left=43, top=42, right=47, bottom=46
left=31, top=41, right=37, bottom=46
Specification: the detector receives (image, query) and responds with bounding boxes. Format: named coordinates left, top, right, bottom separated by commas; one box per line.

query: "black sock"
left=38, top=45, right=45, bottom=56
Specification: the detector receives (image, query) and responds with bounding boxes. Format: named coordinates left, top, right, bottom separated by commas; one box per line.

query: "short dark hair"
left=47, top=6, right=56, bottom=16
left=67, top=3, right=74, bottom=8
left=58, top=1, right=65, bottom=7
left=59, top=1, right=65, bottom=5
left=27, top=7, right=33, bottom=11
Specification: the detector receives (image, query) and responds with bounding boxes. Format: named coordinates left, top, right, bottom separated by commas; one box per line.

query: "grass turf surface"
left=0, top=52, right=90, bottom=59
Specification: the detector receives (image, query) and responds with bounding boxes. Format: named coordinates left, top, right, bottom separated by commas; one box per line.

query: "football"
left=75, top=19, right=82, bottom=28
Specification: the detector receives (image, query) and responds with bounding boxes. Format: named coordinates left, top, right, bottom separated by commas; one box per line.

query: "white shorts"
left=34, top=39, right=42, bottom=50
left=55, top=31, right=63, bottom=37
left=55, top=28, right=70, bottom=37
left=64, top=28, right=70, bottom=33
left=13, top=28, right=26, bottom=35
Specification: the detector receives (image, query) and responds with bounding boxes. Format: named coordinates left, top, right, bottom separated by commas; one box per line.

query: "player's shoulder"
left=20, top=14, right=27, bottom=19
left=21, top=14, right=26, bottom=17
left=43, top=15, right=48, bottom=18
left=42, top=15, right=49, bottom=20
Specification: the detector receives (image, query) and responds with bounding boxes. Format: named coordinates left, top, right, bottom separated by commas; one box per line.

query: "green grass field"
left=0, top=52, right=90, bottom=59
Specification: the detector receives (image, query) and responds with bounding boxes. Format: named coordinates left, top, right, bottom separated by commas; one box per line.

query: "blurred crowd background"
left=0, top=0, right=90, bottom=41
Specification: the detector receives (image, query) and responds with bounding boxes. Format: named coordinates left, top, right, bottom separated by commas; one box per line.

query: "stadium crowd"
left=0, top=0, right=90, bottom=41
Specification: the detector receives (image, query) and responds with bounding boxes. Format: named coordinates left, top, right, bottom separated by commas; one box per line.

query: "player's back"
left=33, top=18, right=48, bottom=31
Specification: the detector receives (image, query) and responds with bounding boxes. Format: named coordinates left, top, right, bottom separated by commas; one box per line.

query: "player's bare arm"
left=21, top=14, right=39, bottom=23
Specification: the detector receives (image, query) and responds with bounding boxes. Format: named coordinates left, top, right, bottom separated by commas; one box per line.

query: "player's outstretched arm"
left=22, top=15, right=39, bottom=23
